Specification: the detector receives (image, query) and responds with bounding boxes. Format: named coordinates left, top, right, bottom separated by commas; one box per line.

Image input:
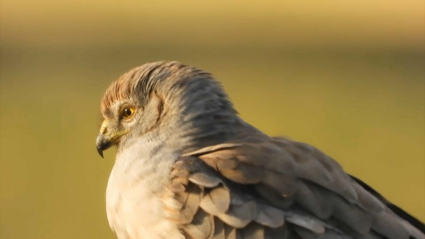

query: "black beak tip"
left=96, top=134, right=111, bottom=158
left=97, top=147, right=104, bottom=158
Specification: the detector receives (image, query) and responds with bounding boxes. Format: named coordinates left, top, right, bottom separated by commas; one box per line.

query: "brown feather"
left=200, top=187, right=231, bottom=215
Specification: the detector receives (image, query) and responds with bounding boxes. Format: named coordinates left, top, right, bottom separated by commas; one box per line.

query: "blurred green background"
left=0, top=0, right=424, bottom=238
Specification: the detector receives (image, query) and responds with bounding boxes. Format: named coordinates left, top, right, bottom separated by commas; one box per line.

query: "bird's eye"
left=121, top=107, right=135, bottom=119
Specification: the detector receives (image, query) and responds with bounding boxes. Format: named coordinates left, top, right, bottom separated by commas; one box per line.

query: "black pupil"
left=124, top=108, right=131, bottom=116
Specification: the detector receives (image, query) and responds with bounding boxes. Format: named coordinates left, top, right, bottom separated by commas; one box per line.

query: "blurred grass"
left=0, top=47, right=424, bottom=239
left=1, top=0, right=424, bottom=48
left=0, top=0, right=424, bottom=238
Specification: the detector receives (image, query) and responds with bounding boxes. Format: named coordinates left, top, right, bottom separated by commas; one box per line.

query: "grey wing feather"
left=170, top=135, right=424, bottom=239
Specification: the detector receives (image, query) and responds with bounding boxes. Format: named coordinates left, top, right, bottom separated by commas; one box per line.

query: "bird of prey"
left=96, top=61, right=425, bottom=239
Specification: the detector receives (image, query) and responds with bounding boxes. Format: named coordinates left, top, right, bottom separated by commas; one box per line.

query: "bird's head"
left=96, top=61, right=240, bottom=158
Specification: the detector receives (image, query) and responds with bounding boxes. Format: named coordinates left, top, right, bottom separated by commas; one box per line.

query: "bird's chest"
left=105, top=151, right=183, bottom=239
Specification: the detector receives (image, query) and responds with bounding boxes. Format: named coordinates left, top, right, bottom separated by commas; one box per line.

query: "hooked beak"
left=96, top=120, right=113, bottom=158
left=96, top=133, right=112, bottom=158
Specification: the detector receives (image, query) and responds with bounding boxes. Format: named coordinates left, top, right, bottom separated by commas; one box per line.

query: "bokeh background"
left=0, top=0, right=424, bottom=238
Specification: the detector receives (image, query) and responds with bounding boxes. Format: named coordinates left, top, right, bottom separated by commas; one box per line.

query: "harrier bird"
left=96, top=61, right=425, bottom=239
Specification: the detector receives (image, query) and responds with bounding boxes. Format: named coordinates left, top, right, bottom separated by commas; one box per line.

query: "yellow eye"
left=121, top=107, right=135, bottom=119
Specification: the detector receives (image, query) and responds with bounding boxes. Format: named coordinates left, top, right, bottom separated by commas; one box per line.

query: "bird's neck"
left=174, top=115, right=245, bottom=154
left=107, top=112, right=253, bottom=238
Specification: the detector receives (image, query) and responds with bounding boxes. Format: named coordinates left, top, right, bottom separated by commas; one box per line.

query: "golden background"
left=0, top=0, right=424, bottom=238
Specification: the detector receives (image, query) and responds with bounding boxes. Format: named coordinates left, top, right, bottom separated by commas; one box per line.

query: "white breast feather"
left=106, top=141, right=184, bottom=239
